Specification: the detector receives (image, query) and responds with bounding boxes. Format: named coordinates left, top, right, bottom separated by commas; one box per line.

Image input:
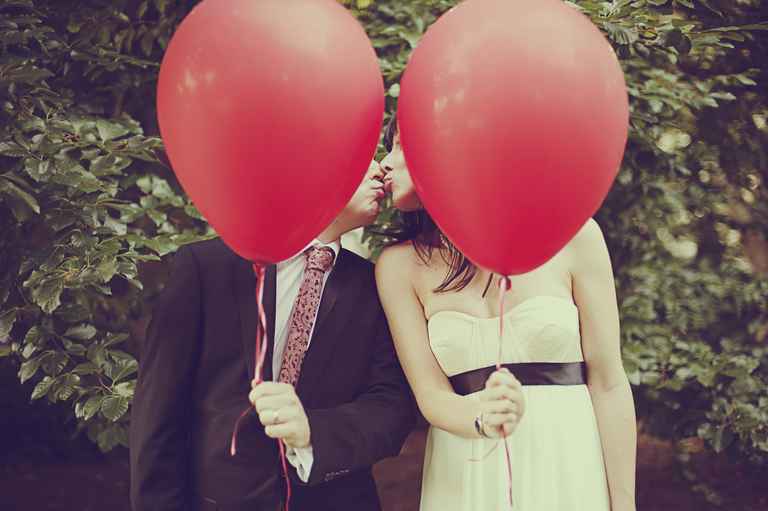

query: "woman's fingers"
left=482, top=384, right=523, bottom=404
left=486, top=369, right=522, bottom=390
left=483, top=398, right=519, bottom=415
left=483, top=410, right=519, bottom=429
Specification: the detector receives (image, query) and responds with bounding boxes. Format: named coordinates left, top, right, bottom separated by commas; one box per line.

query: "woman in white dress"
left=375, top=119, right=637, bottom=511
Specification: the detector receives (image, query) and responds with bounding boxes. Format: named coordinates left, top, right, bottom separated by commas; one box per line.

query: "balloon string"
left=499, top=275, right=514, bottom=508
left=229, top=264, right=291, bottom=511
left=253, top=264, right=269, bottom=380
left=468, top=275, right=515, bottom=506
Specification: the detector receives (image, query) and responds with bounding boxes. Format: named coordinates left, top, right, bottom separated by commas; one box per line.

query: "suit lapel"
left=233, top=257, right=277, bottom=382
left=296, top=250, right=358, bottom=400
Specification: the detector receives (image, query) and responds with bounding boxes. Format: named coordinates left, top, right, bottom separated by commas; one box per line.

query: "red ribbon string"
left=230, top=264, right=292, bottom=511
left=498, top=275, right=514, bottom=508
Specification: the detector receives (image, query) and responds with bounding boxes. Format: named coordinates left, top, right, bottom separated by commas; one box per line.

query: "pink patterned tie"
left=278, top=246, right=336, bottom=386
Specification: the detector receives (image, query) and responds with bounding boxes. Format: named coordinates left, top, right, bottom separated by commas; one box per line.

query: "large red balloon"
left=158, top=0, right=384, bottom=264
left=398, top=0, right=628, bottom=275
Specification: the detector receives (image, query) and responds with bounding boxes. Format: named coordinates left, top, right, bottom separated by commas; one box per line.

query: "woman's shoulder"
left=377, top=241, right=419, bottom=274
left=564, top=218, right=611, bottom=273
left=570, top=218, right=605, bottom=248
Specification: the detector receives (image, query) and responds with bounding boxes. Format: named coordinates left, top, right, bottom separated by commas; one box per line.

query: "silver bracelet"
left=474, top=413, right=491, bottom=439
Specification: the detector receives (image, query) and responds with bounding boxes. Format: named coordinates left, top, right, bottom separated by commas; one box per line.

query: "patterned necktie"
left=278, top=246, right=336, bottom=386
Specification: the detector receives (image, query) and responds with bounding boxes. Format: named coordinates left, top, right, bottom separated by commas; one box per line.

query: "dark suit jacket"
left=129, top=238, right=415, bottom=511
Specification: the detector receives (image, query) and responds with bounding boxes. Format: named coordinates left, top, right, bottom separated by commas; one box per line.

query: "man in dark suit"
left=129, top=165, right=415, bottom=511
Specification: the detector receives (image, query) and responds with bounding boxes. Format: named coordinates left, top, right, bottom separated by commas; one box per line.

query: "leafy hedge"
left=1, top=0, right=766, bottom=495
left=0, top=0, right=209, bottom=451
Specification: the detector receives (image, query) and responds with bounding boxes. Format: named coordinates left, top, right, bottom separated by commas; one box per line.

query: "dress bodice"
left=427, top=295, right=583, bottom=377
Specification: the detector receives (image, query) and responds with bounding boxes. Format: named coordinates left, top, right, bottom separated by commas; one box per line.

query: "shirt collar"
left=278, top=238, right=341, bottom=268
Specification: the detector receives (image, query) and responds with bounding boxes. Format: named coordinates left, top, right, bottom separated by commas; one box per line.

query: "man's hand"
left=249, top=381, right=311, bottom=449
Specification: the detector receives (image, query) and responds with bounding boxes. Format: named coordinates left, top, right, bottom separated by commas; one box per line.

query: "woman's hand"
left=477, top=368, right=525, bottom=438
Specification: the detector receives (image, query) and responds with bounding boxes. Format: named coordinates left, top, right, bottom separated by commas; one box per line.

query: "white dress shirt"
left=273, top=238, right=341, bottom=482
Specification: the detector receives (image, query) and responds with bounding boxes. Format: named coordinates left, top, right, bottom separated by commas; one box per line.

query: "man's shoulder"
left=338, top=248, right=375, bottom=282
left=179, top=237, right=240, bottom=271
left=339, top=247, right=373, bottom=268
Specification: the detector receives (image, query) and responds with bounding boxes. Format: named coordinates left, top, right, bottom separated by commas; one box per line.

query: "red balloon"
left=398, top=0, right=628, bottom=275
left=158, top=0, right=384, bottom=264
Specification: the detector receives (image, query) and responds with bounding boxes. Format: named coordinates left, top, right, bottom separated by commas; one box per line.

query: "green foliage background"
left=1, top=0, right=766, bottom=501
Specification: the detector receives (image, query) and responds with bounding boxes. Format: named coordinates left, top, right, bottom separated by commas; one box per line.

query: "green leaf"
left=603, top=22, right=639, bottom=45
left=104, top=216, right=127, bottom=235
left=31, top=278, right=64, bottom=313
left=101, top=395, right=130, bottom=421
left=21, top=342, right=37, bottom=359
left=146, top=209, right=167, bottom=226
left=41, top=351, right=69, bottom=376
left=55, top=303, right=91, bottom=323
left=22, top=326, right=43, bottom=351
left=112, top=358, right=138, bottom=382
left=66, top=16, right=83, bottom=33
left=24, top=158, right=51, bottom=182
left=0, top=260, right=18, bottom=308
left=54, top=373, right=80, bottom=400
left=184, top=203, right=204, bottom=221
left=146, top=236, right=178, bottom=257
left=96, top=257, right=118, bottom=283
left=88, top=344, right=107, bottom=368
left=140, top=28, right=154, bottom=56
left=0, top=177, right=40, bottom=220
left=117, top=260, right=138, bottom=281
left=114, top=380, right=135, bottom=398
left=712, top=426, right=735, bottom=453
left=72, top=362, right=99, bottom=375
left=19, top=357, right=41, bottom=384
left=663, top=29, right=692, bottom=55
left=31, top=376, right=55, bottom=400
left=89, top=154, right=117, bottom=175
left=736, top=75, right=757, bottom=86
left=151, top=178, right=175, bottom=199
left=0, top=141, right=27, bottom=157
left=83, top=394, right=104, bottom=420
left=0, top=309, right=17, bottom=342
left=96, top=423, right=127, bottom=451
left=695, top=366, right=718, bottom=387
left=698, top=0, right=723, bottom=17
left=96, top=120, right=130, bottom=142
left=136, top=175, right=152, bottom=193
left=64, top=324, right=97, bottom=341
left=104, top=333, right=129, bottom=347
left=65, top=343, right=87, bottom=356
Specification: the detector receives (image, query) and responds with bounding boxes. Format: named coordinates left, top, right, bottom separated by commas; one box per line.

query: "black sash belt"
left=449, top=362, right=587, bottom=396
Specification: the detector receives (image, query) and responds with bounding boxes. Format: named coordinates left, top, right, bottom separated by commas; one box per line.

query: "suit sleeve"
left=304, top=310, right=416, bottom=486
left=129, top=246, right=202, bottom=511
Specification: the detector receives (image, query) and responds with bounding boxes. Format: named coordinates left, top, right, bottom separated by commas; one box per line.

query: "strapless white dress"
left=420, top=296, right=610, bottom=511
